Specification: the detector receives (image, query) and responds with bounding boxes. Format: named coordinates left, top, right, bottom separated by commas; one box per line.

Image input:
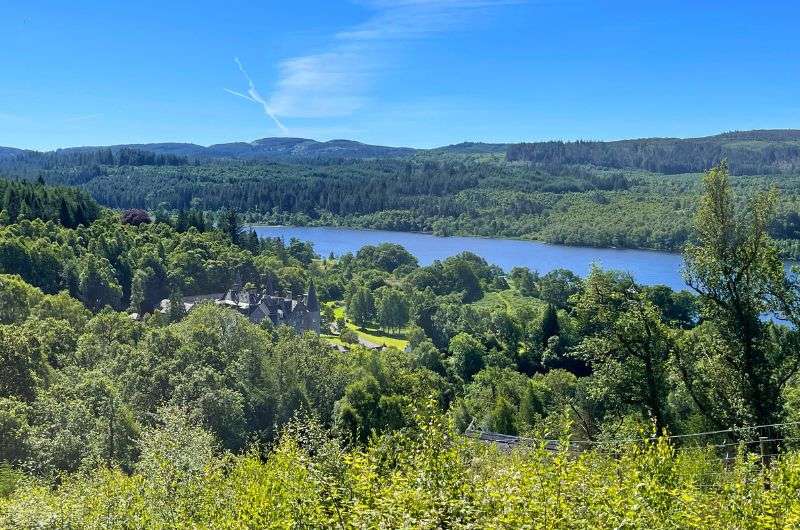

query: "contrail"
left=226, top=57, right=288, bottom=133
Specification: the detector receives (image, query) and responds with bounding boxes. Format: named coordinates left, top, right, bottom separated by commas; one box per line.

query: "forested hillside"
left=0, top=178, right=99, bottom=228
left=4, top=130, right=800, bottom=258
left=507, top=129, right=800, bottom=174
left=5, top=165, right=800, bottom=526
left=50, top=136, right=416, bottom=161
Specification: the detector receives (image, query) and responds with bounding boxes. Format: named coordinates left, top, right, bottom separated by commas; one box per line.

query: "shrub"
left=340, top=329, right=359, bottom=344
left=121, top=209, right=151, bottom=226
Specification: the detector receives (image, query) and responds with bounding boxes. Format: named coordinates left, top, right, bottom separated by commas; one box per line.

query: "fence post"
left=760, top=435, right=772, bottom=490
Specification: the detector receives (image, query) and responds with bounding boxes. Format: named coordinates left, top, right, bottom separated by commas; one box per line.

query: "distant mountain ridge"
left=48, top=137, right=417, bottom=160
left=0, top=146, right=25, bottom=159
left=1, top=137, right=513, bottom=163
left=428, top=141, right=509, bottom=154
left=3, top=129, right=800, bottom=172
left=506, top=129, right=800, bottom=174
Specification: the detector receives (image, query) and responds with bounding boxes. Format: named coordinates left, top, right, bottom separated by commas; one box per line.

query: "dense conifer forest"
left=507, top=129, right=800, bottom=175
left=4, top=164, right=800, bottom=526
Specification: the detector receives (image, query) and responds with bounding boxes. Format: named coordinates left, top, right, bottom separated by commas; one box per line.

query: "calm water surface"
left=252, top=226, right=688, bottom=291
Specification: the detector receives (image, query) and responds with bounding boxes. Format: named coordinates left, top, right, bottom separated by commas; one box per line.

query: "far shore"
left=246, top=223, right=685, bottom=257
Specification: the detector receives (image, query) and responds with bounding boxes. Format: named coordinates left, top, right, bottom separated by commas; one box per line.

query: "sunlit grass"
left=473, top=289, right=545, bottom=312
left=328, top=303, right=409, bottom=350
left=320, top=333, right=347, bottom=348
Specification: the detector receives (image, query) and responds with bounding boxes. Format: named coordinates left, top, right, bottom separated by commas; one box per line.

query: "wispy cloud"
left=226, top=57, right=288, bottom=133
left=230, top=0, right=517, bottom=131
left=337, top=0, right=518, bottom=41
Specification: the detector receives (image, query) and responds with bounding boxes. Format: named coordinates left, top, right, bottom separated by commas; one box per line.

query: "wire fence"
left=463, top=420, right=800, bottom=466
left=463, top=422, right=800, bottom=491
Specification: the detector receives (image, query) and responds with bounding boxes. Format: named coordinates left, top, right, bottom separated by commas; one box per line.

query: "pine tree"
left=175, top=209, right=189, bottom=232
left=245, top=230, right=260, bottom=252
left=16, top=203, right=32, bottom=222
left=189, top=209, right=206, bottom=231
left=58, top=198, right=73, bottom=227
left=2, top=188, right=18, bottom=222
left=219, top=208, right=243, bottom=245
left=539, top=304, right=560, bottom=347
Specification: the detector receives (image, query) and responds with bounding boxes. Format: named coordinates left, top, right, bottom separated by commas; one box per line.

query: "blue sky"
left=2, top=0, right=799, bottom=150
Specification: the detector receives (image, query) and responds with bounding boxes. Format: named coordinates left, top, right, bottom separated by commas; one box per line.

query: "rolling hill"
left=4, top=129, right=800, bottom=172
left=4, top=129, right=800, bottom=257
left=506, top=129, right=800, bottom=174
left=48, top=137, right=416, bottom=161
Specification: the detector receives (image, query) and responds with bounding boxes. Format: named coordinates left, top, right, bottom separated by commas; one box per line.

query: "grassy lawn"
left=322, top=291, right=540, bottom=351
left=320, top=333, right=347, bottom=348
left=472, top=289, right=546, bottom=312
left=327, top=303, right=409, bottom=350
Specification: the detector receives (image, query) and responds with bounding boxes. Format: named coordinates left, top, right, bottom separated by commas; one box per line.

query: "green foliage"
left=6, top=410, right=800, bottom=527
left=134, top=406, right=218, bottom=505
left=510, top=266, right=539, bottom=296
left=339, top=328, right=359, bottom=344
left=123, top=304, right=271, bottom=449
left=78, top=255, right=123, bottom=311
left=348, top=286, right=376, bottom=328
left=218, top=207, right=243, bottom=245
left=0, top=199, right=281, bottom=308
left=448, top=332, right=486, bottom=385
left=23, top=369, right=139, bottom=476
left=411, top=340, right=445, bottom=375
left=0, top=326, right=44, bottom=402
left=375, top=287, right=410, bottom=333
left=539, top=303, right=560, bottom=346
left=0, top=274, right=43, bottom=324
left=286, top=238, right=316, bottom=266
left=679, top=162, right=800, bottom=428
left=573, top=267, right=674, bottom=432
left=352, top=243, right=418, bottom=273
left=0, top=464, right=21, bottom=499
left=0, top=399, right=31, bottom=465
left=0, top=178, right=99, bottom=228
left=9, top=135, right=800, bottom=257
left=406, top=252, right=489, bottom=303
left=537, top=268, right=582, bottom=309
left=167, top=289, right=186, bottom=322
left=507, top=130, right=800, bottom=174
left=6, top=165, right=800, bottom=524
